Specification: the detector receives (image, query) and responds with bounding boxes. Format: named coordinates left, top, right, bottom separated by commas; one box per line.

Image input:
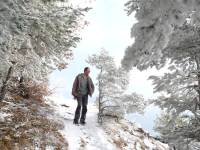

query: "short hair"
left=84, top=67, right=90, bottom=72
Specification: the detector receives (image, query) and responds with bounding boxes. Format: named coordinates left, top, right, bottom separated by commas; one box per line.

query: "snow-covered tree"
left=0, top=0, right=89, bottom=82
left=87, top=49, right=146, bottom=123
left=149, top=24, right=200, bottom=149
left=154, top=111, right=200, bottom=150
left=122, top=0, right=200, bottom=71
left=154, top=111, right=190, bottom=149
left=121, top=1, right=200, bottom=148
left=0, top=0, right=89, bottom=99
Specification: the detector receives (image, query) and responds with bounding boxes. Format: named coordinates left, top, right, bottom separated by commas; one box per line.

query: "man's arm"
left=89, top=77, right=95, bottom=96
left=72, top=75, right=78, bottom=98
left=91, top=79, right=95, bottom=94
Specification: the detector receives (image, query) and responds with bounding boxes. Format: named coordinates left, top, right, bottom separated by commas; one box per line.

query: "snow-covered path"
left=46, top=96, right=116, bottom=150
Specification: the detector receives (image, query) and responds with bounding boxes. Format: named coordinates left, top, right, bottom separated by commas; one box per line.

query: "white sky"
left=49, top=0, right=168, bottom=136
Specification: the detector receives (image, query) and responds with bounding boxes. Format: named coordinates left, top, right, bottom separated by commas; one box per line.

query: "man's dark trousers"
left=74, top=94, right=88, bottom=123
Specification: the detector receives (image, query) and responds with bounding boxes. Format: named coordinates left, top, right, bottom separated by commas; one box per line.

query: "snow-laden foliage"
left=122, top=0, right=200, bottom=71
left=87, top=49, right=146, bottom=122
left=154, top=111, right=200, bottom=150
left=122, top=1, right=200, bottom=148
left=0, top=0, right=88, bottom=85
left=149, top=25, right=200, bottom=149
left=122, top=92, right=146, bottom=114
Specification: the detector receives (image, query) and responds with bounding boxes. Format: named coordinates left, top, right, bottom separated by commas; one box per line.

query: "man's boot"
left=73, top=119, right=79, bottom=125
left=80, top=119, right=86, bottom=125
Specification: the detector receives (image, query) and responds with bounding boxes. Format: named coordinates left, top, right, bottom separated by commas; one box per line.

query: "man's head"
left=84, top=67, right=90, bottom=76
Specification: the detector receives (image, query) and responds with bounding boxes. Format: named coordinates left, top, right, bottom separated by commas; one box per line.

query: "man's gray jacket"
left=72, top=73, right=95, bottom=99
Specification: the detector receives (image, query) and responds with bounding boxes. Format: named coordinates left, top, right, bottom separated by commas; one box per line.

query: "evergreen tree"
left=150, top=25, right=200, bottom=149
left=0, top=0, right=89, bottom=83
left=0, top=0, right=89, bottom=99
left=87, top=49, right=146, bottom=123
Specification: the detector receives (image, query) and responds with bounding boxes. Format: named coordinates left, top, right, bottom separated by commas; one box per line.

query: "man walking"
left=72, top=67, right=95, bottom=125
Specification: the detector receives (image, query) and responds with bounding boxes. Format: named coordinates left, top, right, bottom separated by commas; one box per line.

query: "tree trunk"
left=98, top=68, right=103, bottom=123
left=0, top=66, right=13, bottom=101
left=195, top=56, right=200, bottom=110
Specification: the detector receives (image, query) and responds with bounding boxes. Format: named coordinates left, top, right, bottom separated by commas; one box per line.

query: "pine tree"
left=0, top=0, right=89, bottom=98
left=87, top=49, right=146, bottom=123
left=122, top=0, right=200, bottom=71
left=0, top=0, right=89, bottom=81
left=150, top=24, right=200, bottom=149
left=121, top=1, right=200, bottom=148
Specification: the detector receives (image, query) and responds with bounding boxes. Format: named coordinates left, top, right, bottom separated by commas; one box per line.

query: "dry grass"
left=0, top=78, right=68, bottom=149
left=24, top=80, right=51, bottom=102
left=7, top=77, right=51, bottom=102
left=112, top=137, right=127, bottom=149
left=121, top=124, right=129, bottom=132
left=79, top=137, right=87, bottom=149
left=134, top=141, right=146, bottom=150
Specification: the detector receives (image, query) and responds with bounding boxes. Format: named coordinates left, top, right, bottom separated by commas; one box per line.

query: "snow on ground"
left=0, top=111, right=11, bottom=121
left=46, top=96, right=116, bottom=150
left=46, top=96, right=169, bottom=150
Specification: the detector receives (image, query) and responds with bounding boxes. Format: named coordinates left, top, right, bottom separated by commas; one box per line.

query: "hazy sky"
left=49, top=0, right=167, bottom=136
left=49, top=0, right=135, bottom=98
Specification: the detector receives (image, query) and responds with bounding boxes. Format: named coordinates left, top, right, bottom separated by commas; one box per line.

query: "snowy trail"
left=46, top=96, right=116, bottom=150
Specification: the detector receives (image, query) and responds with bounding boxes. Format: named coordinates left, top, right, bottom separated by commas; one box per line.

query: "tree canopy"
left=122, top=0, right=200, bottom=71
left=121, top=1, right=200, bottom=149
left=0, top=0, right=89, bottom=86
left=87, top=49, right=146, bottom=122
